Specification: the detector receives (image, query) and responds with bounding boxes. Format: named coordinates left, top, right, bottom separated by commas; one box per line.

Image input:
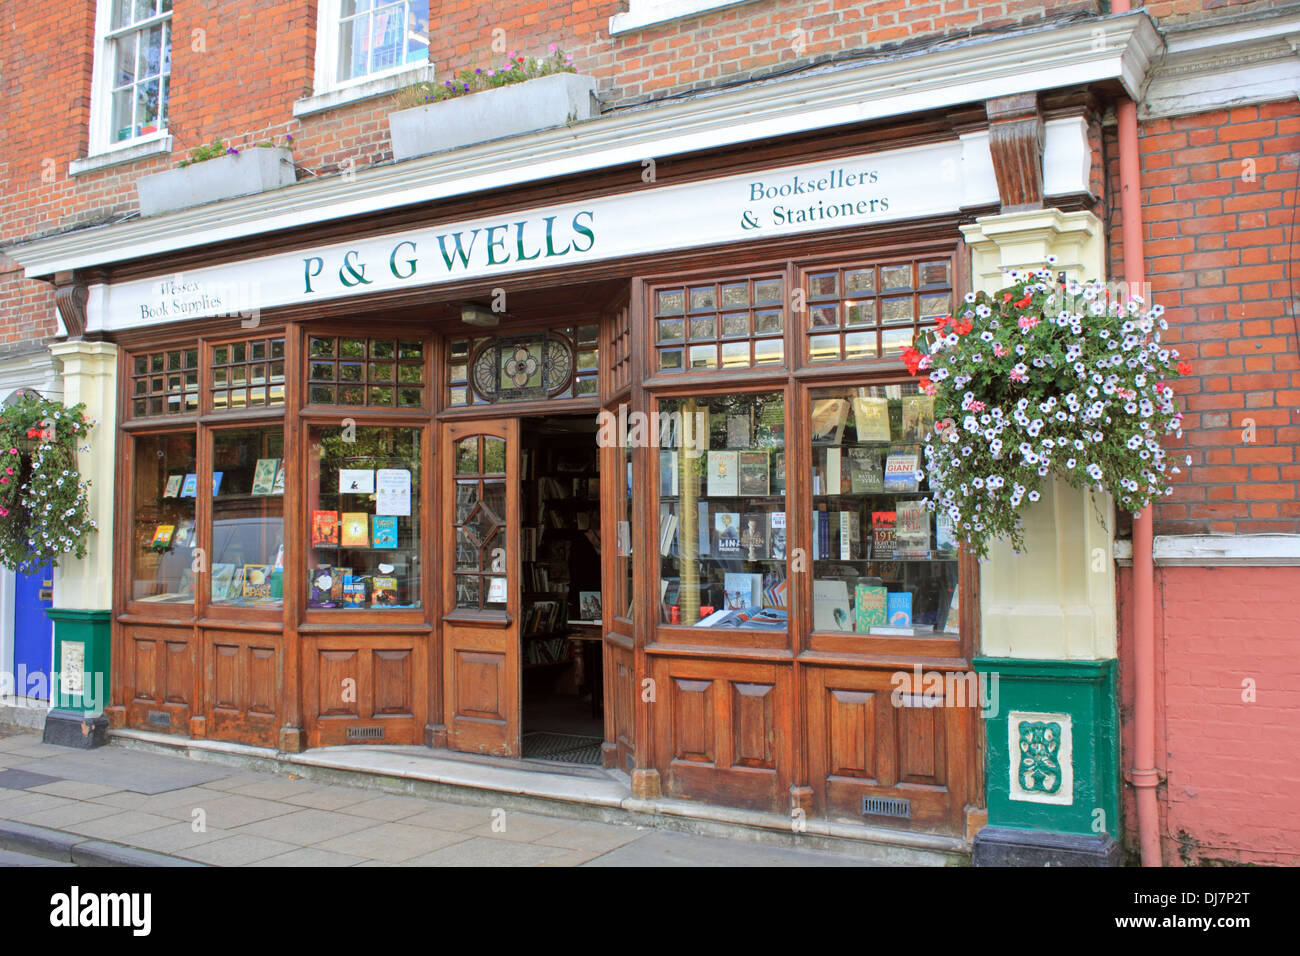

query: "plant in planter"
left=178, top=134, right=293, bottom=168
left=903, top=260, right=1191, bottom=558
left=387, top=45, right=597, bottom=160
left=393, top=44, right=577, bottom=109
left=0, top=390, right=97, bottom=575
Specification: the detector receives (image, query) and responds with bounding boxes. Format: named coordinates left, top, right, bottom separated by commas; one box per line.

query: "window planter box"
left=135, top=147, right=296, bottom=218
left=388, top=73, right=599, bottom=162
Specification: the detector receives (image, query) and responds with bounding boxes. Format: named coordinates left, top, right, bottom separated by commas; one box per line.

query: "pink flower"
left=549, top=42, right=557, bottom=53
left=0, top=507, right=7, bottom=517
left=1010, top=367, right=1029, bottom=383
left=3, top=467, right=11, bottom=475
left=1017, top=315, right=1039, bottom=332
left=7, top=448, right=15, bottom=455
left=993, top=342, right=1008, bottom=358
left=969, top=400, right=986, bottom=412
left=1, top=477, right=9, bottom=484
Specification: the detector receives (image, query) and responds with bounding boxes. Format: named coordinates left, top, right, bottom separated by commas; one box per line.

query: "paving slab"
left=0, top=847, right=75, bottom=866
left=30, top=779, right=124, bottom=800
left=340, top=794, right=433, bottom=822
left=464, top=809, right=569, bottom=844
left=247, top=847, right=368, bottom=867
left=180, top=834, right=300, bottom=866
left=233, top=808, right=377, bottom=846
left=12, top=748, right=230, bottom=793
left=61, top=811, right=179, bottom=841
left=535, top=821, right=651, bottom=854
left=401, top=836, right=571, bottom=867
left=398, top=804, right=501, bottom=832
left=311, top=822, right=470, bottom=862
left=582, top=830, right=868, bottom=867
left=279, top=785, right=377, bottom=811
left=153, top=793, right=299, bottom=828
left=127, top=821, right=239, bottom=855
left=222, top=777, right=322, bottom=801
left=11, top=801, right=125, bottom=830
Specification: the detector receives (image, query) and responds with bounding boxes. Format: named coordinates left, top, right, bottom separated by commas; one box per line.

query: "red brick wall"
left=1108, top=101, right=1300, bottom=536
left=1119, top=565, right=1300, bottom=865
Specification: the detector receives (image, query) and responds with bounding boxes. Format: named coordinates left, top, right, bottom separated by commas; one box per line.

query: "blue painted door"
left=13, top=565, right=52, bottom=700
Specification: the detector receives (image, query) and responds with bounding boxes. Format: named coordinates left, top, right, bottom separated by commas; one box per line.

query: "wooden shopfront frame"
left=102, top=105, right=992, bottom=835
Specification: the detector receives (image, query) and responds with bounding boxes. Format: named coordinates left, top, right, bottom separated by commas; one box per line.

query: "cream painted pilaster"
left=960, top=209, right=1116, bottom=661
left=47, top=341, right=118, bottom=611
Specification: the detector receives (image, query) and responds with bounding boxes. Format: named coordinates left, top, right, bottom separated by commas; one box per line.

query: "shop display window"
left=130, top=347, right=199, bottom=417
left=210, top=426, right=286, bottom=607
left=804, top=259, right=952, bottom=363
left=307, top=425, right=422, bottom=609
left=808, top=384, right=959, bottom=636
left=130, top=432, right=198, bottom=603
left=656, top=392, right=787, bottom=628
left=446, top=325, right=598, bottom=406
left=653, top=275, right=785, bottom=373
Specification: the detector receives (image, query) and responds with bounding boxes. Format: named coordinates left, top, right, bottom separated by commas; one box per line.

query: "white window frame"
left=86, top=0, right=173, bottom=159
left=312, top=0, right=431, bottom=96
left=610, top=0, right=764, bottom=36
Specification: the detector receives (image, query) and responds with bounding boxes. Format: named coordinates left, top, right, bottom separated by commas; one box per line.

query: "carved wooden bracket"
left=53, top=270, right=89, bottom=339
left=986, top=93, right=1045, bottom=211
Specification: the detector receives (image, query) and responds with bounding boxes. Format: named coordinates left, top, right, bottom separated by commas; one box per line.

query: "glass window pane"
left=808, top=384, right=958, bottom=635
left=456, top=437, right=478, bottom=475
left=721, top=313, right=749, bottom=337
left=655, top=392, right=786, bottom=630
left=307, top=424, right=422, bottom=610
left=720, top=340, right=749, bottom=368
left=657, top=318, right=684, bottom=343
left=656, top=289, right=685, bottom=315
left=721, top=283, right=749, bottom=308
left=881, top=264, right=912, bottom=291
left=208, top=426, right=286, bottom=608
left=881, top=296, right=914, bottom=325
left=844, top=331, right=876, bottom=361
left=688, top=316, right=716, bottom=341
left=845, top=268, right=875, bottom=294
left=919, top=260, right=951, bottom=287
left=754, top=309, right=782, bottom=334
left=753, top=338, right=783, bottom=365
left=688, top=344, right=716, bottom=370
left=882, top=327, right=913, bottom=355
left=810, top=305, right=838, bottom=329
left=130, top=432, right=197, bottom=603
left=482, top=436, right=505, bottom=474
left=688, top=286, right=717, bottom=312
left=658, top=348, right=683, bottom=371
left=845, top=300, right=876, bottom=327
left=809, top=334, right=841, bottom=362
left=808, top=272, right=838, bottom=299
left=753, top=279, right=783, bottom=305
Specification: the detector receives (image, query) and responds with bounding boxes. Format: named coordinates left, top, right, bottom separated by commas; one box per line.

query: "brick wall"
left=1107, top=101, right=1300, bottom=536
left=1119, top=564, right=1300, bottom=865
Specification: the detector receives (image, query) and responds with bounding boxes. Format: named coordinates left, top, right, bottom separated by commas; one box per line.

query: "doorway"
left=517, top=414, right=604, bottom=763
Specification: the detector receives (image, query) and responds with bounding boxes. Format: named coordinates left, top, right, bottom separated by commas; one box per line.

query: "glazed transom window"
left=446, top=326, right=598, bottom=407
left=307, top=336, right=425, bottom=407
left=131, top=347, right=198, bottom=417
left=211, top=338, right=287, bottom=411
left=653, top=276, right=785, bottom=373
left=804, top=259, right=953, bottom=363
left=337, top=0, right=429, bottom=82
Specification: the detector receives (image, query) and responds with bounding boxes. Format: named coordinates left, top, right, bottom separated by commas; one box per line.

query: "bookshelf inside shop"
left=519, top=431, right=603, bottom=670
left=810, top=387, right=959, bottom=637
left=657, top=392, right=789, bottom=629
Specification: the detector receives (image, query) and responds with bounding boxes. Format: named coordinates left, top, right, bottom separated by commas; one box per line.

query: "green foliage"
left=393, top=46, right=577, bottom=110
left=905, top=263, right=1190, bottom=558
left=0, top=391, right=97, bottom=574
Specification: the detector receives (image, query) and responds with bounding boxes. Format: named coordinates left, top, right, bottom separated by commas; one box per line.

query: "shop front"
left=18, top=89, right=1124, bottom=850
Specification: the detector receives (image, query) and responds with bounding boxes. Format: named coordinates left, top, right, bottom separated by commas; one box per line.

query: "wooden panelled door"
left=441, top=419, right=522, bottom=756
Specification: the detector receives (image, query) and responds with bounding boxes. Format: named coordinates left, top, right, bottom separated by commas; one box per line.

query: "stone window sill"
left=69, top=135, right=173, bottom=177
left=294, top=64, right=439, bottom=119
left=609, top=0, right=762, bottom=35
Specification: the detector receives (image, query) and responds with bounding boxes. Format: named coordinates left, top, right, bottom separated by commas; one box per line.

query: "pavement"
left=0, top=729, right=873, bottom=867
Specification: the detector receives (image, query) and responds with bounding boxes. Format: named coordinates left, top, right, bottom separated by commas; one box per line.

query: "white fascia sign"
left=95, top=136, right=1002, bottom=334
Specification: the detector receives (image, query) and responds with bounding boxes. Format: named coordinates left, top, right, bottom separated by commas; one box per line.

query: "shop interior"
left=518, top=413, right=605, bottom=763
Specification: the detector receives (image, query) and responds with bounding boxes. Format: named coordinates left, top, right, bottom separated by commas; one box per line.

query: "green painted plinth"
left=973, top=657, right=1120, bottom=840
left=46, top=608, right=111, bottom=716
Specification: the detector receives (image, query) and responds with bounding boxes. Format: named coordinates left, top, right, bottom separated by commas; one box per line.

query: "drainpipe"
left=1113, top=0, right=1162, bottom=868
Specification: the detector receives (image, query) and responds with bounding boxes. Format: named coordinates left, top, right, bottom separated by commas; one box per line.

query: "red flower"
left=1003, top=292, right=1013, bottom=302
left=1177, top=361, right=1192, bottom=376
left=954, top=319, right=973, bottom=336
left=901, top=346, right=923, bottom=376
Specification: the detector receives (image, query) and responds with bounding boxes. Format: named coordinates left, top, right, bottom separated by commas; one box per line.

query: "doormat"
left=521, top=732, right=603, bottom=765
